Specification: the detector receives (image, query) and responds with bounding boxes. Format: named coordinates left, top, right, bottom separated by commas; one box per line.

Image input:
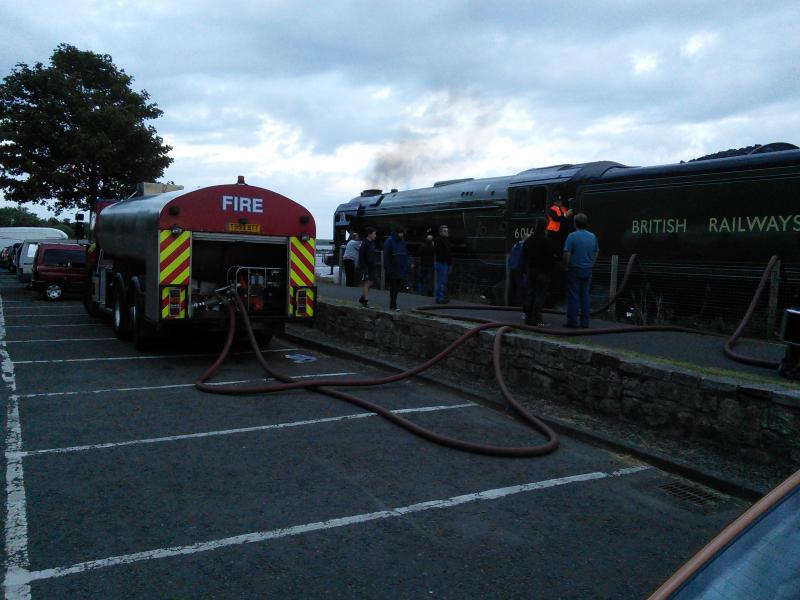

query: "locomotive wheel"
left=113, top=290, right=131, bottom=340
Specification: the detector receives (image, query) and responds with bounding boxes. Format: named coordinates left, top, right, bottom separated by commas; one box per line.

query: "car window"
left=669, top=486, right=800, bottom=599
left=26, top=244, right=38, bottom=258
left=42, top=249, right=86, bottom=268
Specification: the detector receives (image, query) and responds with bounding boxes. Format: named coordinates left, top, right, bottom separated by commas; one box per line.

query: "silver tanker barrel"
left=96, top=188, right=187, bottom=267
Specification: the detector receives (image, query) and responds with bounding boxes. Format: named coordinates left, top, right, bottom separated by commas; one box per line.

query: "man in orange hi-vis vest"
left=546, top=195, right=573, bottom=236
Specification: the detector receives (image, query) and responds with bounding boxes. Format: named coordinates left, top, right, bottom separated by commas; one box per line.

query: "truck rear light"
left=168, top=287, right=182, bottom=316
left=296, top=289, right=307, bottom=315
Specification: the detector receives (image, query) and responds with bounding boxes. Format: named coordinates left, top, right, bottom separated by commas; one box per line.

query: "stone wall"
left=314, top=300, right=800, bottom=468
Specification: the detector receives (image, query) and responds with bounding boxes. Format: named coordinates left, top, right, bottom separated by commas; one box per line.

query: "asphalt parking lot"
left=1, top=272, right=751, bottom=599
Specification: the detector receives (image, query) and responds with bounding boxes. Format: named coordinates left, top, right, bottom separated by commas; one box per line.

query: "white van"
left=0, top=227, right=67, bottom=246
left=17, top=238, right=75, bottom=283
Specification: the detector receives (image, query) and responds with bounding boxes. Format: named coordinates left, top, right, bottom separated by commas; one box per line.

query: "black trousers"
left=389, top=278, right=403, bottom=309
left=343, top=259, right=355, bottom=286
left=525, top=268, right=552, bottom=324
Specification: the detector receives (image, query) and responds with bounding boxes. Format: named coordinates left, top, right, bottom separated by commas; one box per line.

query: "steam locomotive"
left=333, top=143, right=800, bottom=315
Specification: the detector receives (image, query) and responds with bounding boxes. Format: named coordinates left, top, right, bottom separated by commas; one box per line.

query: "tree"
left=0, top=44, right=173, bottom=213
left=0, top=206, right=41, bottom=227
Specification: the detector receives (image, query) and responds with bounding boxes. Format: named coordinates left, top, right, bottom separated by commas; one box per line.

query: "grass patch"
left=564, top=337, right=799, bottom=388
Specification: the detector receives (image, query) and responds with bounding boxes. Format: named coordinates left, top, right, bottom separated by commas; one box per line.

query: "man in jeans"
left=562, top=213, right=598, bottom=328
left=433, top=225, right=452, bottom=304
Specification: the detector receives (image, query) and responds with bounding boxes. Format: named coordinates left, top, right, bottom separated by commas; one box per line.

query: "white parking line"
left=19, top=371, right=358, bottom=398
left=7, top=337, right=116, bottom=344
left=5, top=323, right=96, bottom=328
left=2, top=304, right=83, bottom=308
left=2, top=313, right=88, bottom=317
left=0, top=293, right=33, bottom=599
left=0, top=300, right=70, bottom=304
left=14, top=403, right=475, bottom=458
left=7, top=466, right=650, bottom=587
left=13, top=348, right=296, bottom=365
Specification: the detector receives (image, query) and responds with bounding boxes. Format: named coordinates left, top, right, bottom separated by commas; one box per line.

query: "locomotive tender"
left=335, top=144, right=800, bottom=266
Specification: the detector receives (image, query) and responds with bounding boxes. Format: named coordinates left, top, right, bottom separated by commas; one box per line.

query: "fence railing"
left=315, top=248, right=793, bottom=339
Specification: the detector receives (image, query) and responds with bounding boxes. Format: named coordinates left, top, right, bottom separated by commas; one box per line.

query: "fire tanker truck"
left=84, top=177, right=316, bottom=349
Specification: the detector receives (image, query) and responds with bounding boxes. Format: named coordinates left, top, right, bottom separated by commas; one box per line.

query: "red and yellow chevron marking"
left=159, top=229, right=191, bottom=286
left=289, top=236, right=315, bottom=317
left=161, top=286, right=187, bottom=320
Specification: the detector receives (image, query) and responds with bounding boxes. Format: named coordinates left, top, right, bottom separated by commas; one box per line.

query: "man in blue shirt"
left=562, top=213, right=599, bottom=328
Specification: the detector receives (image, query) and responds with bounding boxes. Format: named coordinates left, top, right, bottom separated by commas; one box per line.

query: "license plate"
left=228, top=223, right=261, bottom=233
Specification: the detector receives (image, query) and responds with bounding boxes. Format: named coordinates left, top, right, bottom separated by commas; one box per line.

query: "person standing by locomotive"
left=342, top=232, right=360, bottom=287
left=383, top=226, right=409, bottom=311
left=434, top=225, right=453, bottom=304
left=358, top=227, right=378, bottom=308
left=562, top=213, right=598, bottom=328
left=546, top=195, right=573, bottom=252
left=417, top=234, right=435, bottom=296
left=508, top=236, right=526, bottom=307
left=523, top=221, right=555, bottom=326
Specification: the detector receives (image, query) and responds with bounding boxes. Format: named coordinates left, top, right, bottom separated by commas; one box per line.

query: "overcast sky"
left=2, top=1, right=799, bottom=236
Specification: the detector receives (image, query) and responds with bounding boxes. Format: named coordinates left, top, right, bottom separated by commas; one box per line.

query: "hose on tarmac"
left=195, top=255, right=780, bottom=456
left=196, top=292, right=560, bottom=457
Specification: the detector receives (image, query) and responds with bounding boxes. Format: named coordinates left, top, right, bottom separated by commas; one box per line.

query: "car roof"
left=37, top=241, right=81, bottom=248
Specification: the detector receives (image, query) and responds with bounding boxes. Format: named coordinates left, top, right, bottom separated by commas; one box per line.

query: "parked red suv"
left=30, top=243, right=87, bottom=300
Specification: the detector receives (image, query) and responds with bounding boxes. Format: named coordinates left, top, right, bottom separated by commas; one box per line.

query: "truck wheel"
left=256, top=331, right=273, bottom=348
left=83, top=284, right=102, bottom=317
left=44, top=283, right=64, bottom=301
left=131, top=293, right=156, bottom=351
left=113, top=291, right=131, bottom=340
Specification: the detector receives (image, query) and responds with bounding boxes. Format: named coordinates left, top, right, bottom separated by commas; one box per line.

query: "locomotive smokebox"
left=778, top=308, right=800, bottom=379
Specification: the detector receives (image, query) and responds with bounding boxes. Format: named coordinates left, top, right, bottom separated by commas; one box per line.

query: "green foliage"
left=0, top=206, right=41, bottom=227
left=0, top=44, right=173, bottom=213
left=0, top=206, right=74, bottom=236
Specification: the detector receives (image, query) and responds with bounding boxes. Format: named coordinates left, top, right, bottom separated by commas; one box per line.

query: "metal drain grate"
left=660, top=481, right=721, bottom=506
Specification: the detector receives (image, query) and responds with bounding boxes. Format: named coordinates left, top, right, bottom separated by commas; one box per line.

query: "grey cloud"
left=1, top=0, right=799, bottom=234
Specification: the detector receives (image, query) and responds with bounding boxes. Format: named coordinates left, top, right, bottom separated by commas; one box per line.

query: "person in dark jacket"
left=358, top=226, right=378, bottom=308
left=508, top=237, right=526, bottom=306
left=416, top=234, right=434, bottom=296
left=522, top=220, right=555, bottom=326
left=383, top=226, right=409, bottom=311
left=434, top=225, right=452, bottom=303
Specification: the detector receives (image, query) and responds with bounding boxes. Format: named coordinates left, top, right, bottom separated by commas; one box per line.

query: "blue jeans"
left=434, top=262, right=451, bottom=301
left=417, top=264, right=433, bottom=296
left=566, top=267, right=593, bottom=326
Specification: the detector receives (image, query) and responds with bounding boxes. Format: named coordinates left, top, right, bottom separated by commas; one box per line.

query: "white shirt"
left=343, top=239, right=361, bottom=262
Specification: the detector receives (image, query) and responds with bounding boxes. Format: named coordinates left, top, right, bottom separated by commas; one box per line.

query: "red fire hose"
left=722, top=255, right=781, bottom=369
left=195, top=256, right=780, bottom=456
left=196, top=292, right=559, bottom=457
